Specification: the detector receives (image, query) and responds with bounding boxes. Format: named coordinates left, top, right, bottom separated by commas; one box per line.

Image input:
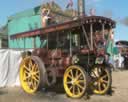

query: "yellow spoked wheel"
left=91, top=65, right=112, bottom=95
left=20, top=57, right=41, bottom=94
left=63, top=65, right=88, bottom=98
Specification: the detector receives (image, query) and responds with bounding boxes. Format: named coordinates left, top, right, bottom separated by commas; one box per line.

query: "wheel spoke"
left=102, top=80, right=108, bottom=84
left=27, top=78, right=33, bottom=88
left=23, top=74, right=31, bottom=81
left=76, top=73, right=82, bottom=80
left=93, top=81, right=98, bottom=86
left=32, top=79, right=37, bottom=90
left=75, top=70, right=79, bottom=78
left=32, top=64, right=36, bottom=72
left=34, top=81, right=38, bottom=87
left=91, top=70, right=98, bottom=78
left=102, top=83, right=106, bottom=89
left=101, top=75, right=108, bottom=79
left=67, top=74, right=72, bottom=79
left=77, top=86, right=81, bottom=94
left=95, top=67, right=99, bottom=77
left=77, top=80, right=85, bottom=83
left=72, top=85, right=75, bottom=95
left=29, top=59, right=33, bottom=66
left=23, top=65, right=30, bottom=72
left=32, top=79, right=38, bottom=90
left=66, top=81, right=72, bottom=84
left=33, top=75, right=39, bottom=83
left=33, top=79, right=36, bottom=89
left=69, top=85, right=73, bottom=90
left=31, top=79, right=34, bottom=89
left=35, top=74, right=40, bottom=79
left=34, top=64, right=39, bottom=72
left=97, top=68, right=102, bottom=76
left=33, top=66, right=39, bottom=75
left=70, top=70, right=74, bottom=79
left=98, top=82, right=101, bottom=91
left=33, top=71, right=40, bottom=75
left=95, top=67, right=102, bottom=77
left=24, top=70, right=30, bottom=75
left=76, top=83, right=84, bottom=90
left=29, top=59, right=33, bottom=69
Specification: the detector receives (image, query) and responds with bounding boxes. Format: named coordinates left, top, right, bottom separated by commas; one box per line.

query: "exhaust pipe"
left=78, top=0, right=85, bottom=17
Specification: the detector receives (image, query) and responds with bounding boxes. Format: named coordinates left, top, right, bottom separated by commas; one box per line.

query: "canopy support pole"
left=90, top=23, right=93, bottom=50
left=47, top=34, right=48, bottom=50
left=24, top=37, right=25, bottom=51
left=69, top=32, right=72, bottom=57
left=102, top=24, right=105, bottom=39
left=82, top=25, right=91, bottom=50
left=31, top=37, right=36, bottom=48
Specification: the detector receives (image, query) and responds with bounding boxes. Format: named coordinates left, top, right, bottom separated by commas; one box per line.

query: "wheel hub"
left=71, top=78, right=76, bottom=85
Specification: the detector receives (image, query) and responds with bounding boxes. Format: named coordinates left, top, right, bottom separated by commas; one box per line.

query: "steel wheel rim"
left=64, top=66, right=86, bottom=98
left=20, top=57, right=40, bottom=94
left=91, top=66, right=110, bottom=94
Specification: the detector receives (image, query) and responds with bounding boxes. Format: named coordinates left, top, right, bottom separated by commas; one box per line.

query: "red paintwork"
left=10, top=16, right=116, bottom=78
left=32, top=48, right=72, bottom=77
left=10, top=16, right=116, bottom=39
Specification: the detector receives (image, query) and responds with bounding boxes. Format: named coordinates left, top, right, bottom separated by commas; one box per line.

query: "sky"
left=0, top=0, right=128, bottom=41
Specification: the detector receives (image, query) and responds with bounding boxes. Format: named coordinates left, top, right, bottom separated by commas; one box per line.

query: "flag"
left=66, top=0, right=73, bottom=8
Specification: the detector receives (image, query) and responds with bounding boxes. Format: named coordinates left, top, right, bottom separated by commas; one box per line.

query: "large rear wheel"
left=90, top=65, right=112, bottom=95
left=20, top=56, right=45, bottom=94
left=63, top=65, right=88, bottom=98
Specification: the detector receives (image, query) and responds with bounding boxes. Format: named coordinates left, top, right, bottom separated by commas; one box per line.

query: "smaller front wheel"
left=63, top=65, right=88, bottom=98
left=90, top=65, right=112, bottom=95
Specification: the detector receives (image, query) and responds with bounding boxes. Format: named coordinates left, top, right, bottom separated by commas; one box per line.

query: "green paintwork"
left=8, top=6, right=42, bottom=48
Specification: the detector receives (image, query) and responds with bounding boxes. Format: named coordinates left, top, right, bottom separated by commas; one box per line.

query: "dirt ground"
left=0, top=70, right=128, bottom=102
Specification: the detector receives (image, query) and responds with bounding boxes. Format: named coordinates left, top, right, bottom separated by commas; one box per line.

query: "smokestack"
left=78, top=0, right=85, bottom=17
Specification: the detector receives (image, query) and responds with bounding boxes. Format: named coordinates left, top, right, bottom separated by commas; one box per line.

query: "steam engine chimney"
left=78, top=0, right=85, bottom=17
